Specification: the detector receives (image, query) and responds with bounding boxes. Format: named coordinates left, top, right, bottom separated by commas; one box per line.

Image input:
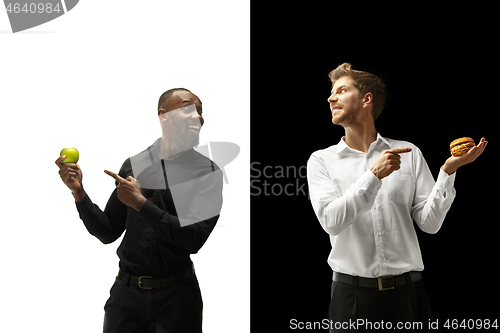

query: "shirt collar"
left=335, top=136, right=349, bottom=153
left=377, top=133, right=390, bottom=147
left=336, top=132, right=390, bottom=154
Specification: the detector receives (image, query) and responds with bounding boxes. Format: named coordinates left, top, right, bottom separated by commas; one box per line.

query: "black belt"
left=333, top=271, right=422, bottom=291
left=117, top=265, right=194, bottom=289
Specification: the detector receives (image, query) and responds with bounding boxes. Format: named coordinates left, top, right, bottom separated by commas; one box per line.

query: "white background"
left=0, top=1, right=249, bottom=332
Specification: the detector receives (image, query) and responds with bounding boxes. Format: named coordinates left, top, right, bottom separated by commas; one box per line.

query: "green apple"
left=60, top=147, right=79, bottom=164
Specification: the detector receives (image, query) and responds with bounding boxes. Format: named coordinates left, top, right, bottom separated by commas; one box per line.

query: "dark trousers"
left=329, top=276, right=435, bottom=332
left=103, top=274, right=203, bottom=333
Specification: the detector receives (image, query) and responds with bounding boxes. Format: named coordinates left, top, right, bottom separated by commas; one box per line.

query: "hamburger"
left=450, top=137, right=475, bottom=157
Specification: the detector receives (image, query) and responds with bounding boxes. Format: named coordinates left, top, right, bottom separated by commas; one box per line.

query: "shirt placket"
left=365, top=149, right=388, bottom=277
left=150, top=162, right=166, bottom=277
left=371, top=195, right=387, bottom=276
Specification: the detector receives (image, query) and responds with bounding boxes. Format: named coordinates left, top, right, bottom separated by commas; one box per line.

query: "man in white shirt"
left=307, top=63, right=487, bottom=332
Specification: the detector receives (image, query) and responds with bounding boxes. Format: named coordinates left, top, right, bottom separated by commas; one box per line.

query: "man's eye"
left=340, top=89, right=346, bottom=94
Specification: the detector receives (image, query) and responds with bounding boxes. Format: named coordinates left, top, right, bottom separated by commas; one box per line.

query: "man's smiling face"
left=159, top=90, right=204, bottom=148
left=327, top=76, right=363, bottom=127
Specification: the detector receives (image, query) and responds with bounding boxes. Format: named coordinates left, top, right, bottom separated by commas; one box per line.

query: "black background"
left=251, top=3, right=497, bottom=332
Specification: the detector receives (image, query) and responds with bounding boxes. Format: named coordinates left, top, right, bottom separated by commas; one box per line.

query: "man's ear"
left=362, top=92, right=373, bottom=108
left=158, top=108, right=169, bottom=123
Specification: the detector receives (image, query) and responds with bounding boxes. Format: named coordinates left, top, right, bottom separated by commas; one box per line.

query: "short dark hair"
left=328, top=63, right=386, bottom=120
left=157, top=88, right=191, bottom=111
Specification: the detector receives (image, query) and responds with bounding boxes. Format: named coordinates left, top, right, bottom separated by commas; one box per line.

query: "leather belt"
left=117, top=265, right=194, bottom=289
left=333, top=271, right=422, bottom=291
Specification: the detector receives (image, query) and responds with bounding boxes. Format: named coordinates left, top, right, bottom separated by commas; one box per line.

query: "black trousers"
left=329, top=276, right=435, bottom=332
left=103, top=273, right=203, bottom=333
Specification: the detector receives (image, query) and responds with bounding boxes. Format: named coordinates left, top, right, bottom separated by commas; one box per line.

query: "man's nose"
left=328, top=93, right=337, bottom=104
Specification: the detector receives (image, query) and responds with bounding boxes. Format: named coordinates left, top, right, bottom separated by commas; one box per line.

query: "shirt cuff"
left=359, top=169, right=383, bottom=193
left=436, top=167, right=456, bottom=189
left=138, top=199, right=164, bottom=224
left=75, top=193, right=93, bottom=212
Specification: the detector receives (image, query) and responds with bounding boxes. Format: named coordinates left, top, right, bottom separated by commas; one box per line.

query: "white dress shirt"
left=307, top=133, right=456, bottom=278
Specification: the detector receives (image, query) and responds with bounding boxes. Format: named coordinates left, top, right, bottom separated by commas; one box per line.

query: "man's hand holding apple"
left=104, top=170, right=146, bottom=212
left=55, top=155, right=86, bottom=202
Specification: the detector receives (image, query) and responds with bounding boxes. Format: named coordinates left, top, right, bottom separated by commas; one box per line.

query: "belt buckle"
left=378, top=275, right=395, bottom=291
left=138, top=276, right=153, bottom=289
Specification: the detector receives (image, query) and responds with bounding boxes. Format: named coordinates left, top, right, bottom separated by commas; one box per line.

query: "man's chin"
left=332, top=112, right=355, bottom=127
left=187, top=134, right=200, bottom=149
left=332, top=116, right=343, bottom=126
left=193, top=138, right=200, bottom=148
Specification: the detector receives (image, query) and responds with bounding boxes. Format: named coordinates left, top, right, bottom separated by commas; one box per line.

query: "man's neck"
left=160, top=136, right=186, bottom=160
left=343, top=120, right=377, bottom=153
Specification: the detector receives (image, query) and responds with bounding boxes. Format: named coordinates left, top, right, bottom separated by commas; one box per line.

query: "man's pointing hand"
left=104, top=170, right=146, bottom=212
left=370, top=147, right=412, bottom=180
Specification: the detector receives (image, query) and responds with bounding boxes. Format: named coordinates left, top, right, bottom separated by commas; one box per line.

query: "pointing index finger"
left=388, top=147, right=412, bottom=154
left=104, top=169, right=125, bottom=183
